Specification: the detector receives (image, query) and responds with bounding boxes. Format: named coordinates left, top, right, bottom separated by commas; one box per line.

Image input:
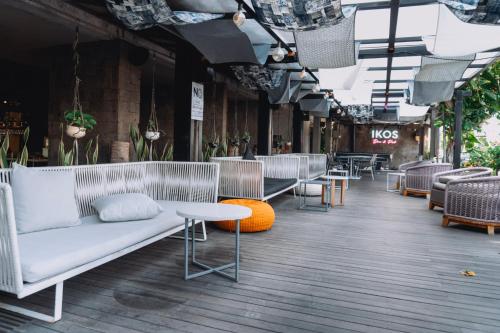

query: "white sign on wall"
left=371, top=128, right=399, bottom=145
left=191, top=82, right=204, bottom=121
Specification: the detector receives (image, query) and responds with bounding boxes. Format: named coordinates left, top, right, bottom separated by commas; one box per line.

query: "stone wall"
left=334, top=124, right=426, bottom=168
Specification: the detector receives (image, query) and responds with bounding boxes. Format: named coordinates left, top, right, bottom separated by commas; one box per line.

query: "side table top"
left=321, top=175, right=350, bottom=180
left=387, top=172, right=406, bottom=176
left=176, top=203, right=252, bottom=221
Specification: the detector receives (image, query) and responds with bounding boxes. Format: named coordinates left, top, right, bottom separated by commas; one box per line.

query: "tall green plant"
left=58, top=123, right=74, bottom=166
left=0, top=133, right=9, bottom=169
left=85, top=135, right=99, bottom=165
left=129, top=125, right=149, bottom=161
left=16, top=127, right=30, bottom=166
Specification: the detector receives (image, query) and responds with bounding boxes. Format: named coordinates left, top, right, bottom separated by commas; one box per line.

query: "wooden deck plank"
left=3, top=176, right=500, bottom=333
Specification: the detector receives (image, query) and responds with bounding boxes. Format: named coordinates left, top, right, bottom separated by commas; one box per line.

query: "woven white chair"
left=0, top=161, right=219, bottom=322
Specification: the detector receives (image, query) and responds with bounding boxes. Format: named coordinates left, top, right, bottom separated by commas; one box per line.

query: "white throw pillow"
left=92, top=193, right=163, bottom=222
left=11, top=164, right=80, bottom=234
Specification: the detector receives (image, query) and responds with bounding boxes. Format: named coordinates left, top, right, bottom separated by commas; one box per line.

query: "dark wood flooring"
left=3, top=175, right=500, bottom=333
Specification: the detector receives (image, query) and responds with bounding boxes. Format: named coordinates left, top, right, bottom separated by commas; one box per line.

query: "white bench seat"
left=18, top=201, right=189, bottom=283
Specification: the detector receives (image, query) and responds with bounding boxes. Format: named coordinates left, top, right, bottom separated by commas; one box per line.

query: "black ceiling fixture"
left=384, top=0, right=400, bottom=111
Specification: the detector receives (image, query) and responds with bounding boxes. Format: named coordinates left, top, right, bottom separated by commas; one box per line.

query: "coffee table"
left=298, top=179, right=332, bottom=212
left=176, top=203, right=252, bottom=282
left=321, top=175, right=349, bottom=207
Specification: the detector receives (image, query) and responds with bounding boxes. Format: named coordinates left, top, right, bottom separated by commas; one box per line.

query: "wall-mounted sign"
left=371, top=128, right=398, bottom=145
left=191, top=82, right=204, bottom=121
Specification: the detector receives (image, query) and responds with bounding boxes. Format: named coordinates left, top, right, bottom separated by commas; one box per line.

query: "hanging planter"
left=65, top=125, right=86, bottom=139
left=144, top=53, right=162, bottom=161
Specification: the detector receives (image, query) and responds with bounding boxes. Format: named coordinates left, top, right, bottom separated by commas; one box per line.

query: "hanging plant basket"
left=145, top=130, right=160, bottom=141
left=65, top=124, right=87, bottom=139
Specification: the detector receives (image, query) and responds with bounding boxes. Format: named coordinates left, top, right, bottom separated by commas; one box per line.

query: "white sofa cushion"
left=92, top=193, right=163, bottom=222
left=11, top=164, right=80, bottom=234
left=18, top=201, right=192, bottom=283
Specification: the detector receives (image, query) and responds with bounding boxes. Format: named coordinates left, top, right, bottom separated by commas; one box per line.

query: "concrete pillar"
left=312, top=117, right=321, bottom=153
left=292, top=103, right=302, bottom=153
left=173, top=41, right=204, bottom=161
left=257, top=91, right=272, bottom=155
left=429, top=108, right=439, bottom=160
left=325, top=118, right=333, bottom=154
left=203, top=82, right=228, bottom=144
left=48, top=40, right=141, bottom=164
left=302, top=116, right=311, bottom=153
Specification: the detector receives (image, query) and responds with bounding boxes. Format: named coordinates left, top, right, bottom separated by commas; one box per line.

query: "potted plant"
left=241, top=131, right=251, bottom=144
left=64, top=110, right=96, bottom=139
left=145, top=119, right=160, bottom=141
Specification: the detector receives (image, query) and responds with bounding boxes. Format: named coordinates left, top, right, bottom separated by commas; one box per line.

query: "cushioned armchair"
left=429, top=167, right=492, bottom=210
left=403, top=163, right=453, bottom=196
left=442, top=176, right=500, bottom=235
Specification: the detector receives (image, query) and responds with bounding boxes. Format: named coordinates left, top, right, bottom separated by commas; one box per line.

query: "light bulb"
left=233, top=4, right=246, bottom=27
left=299, top=67, right=306, bottom=79
left=271, top=43, right=285, bottom=62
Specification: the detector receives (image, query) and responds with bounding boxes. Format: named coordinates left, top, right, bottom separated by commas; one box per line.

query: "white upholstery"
left=18, top=201, right=188, bottom=283
left=11, top=164, right=80, bottom=234
left=92, top=193, right=163, bottom=222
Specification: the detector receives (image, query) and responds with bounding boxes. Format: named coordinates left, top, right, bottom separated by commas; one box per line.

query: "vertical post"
left=453, top=90, right=470, bottom=169
left=349, top=124, right=356, bottom=153
left=257, top=91, right=272, bottom=155
left=312, top=117, right=321, bottom=153
left=174, top=41, right=203, bottom=161
left=418, top=126, right=425, bottom=157
left=429, top=108, right=439, bottom=160
left=302, top=115, right=311, bottom=153
left=292, top=103, right=303, bottom=153
left=325, top=118, right=333, bottom=154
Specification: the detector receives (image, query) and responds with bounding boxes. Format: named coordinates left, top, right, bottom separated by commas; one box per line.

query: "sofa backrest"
left=0, top=161, right=219, bottom=217
left=286, top=153, right=327, bottom=180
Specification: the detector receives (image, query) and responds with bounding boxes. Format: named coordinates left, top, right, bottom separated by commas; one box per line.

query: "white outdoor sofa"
left=211, top=155, right=300, bottom=201
left=286, top=153, right=327, bottom=180
left=0, top=161, right=219, bottom=322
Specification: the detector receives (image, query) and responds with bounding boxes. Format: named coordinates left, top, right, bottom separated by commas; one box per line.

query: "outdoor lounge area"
left=0, top=0, right=499, bottom=332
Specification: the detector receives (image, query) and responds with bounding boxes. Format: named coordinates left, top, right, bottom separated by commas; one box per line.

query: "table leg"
left=331, top=180, right=336, bottom=208
left=184, top=218, right=189, bottom=280
left=191, top=219, right=196, bottom=262
left=340, top=179, right=346, bottom=205
left=321, top=184, right=325, bottom=204
left=235, top=219, right=240, bottom=282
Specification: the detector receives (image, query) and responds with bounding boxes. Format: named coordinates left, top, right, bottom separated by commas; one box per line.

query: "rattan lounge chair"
left=442, top=176, right=500, bottom=235
left=403, top=163, right=453, bottom=196
left=429, top=167, right=492, bottom=210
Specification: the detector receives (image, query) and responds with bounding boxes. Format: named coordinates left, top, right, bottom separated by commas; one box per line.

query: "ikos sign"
left=371, top=128, right=399, bottom=145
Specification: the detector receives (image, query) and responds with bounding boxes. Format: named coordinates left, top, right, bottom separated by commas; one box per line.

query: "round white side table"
left=176, top=203, right=252, bottom=282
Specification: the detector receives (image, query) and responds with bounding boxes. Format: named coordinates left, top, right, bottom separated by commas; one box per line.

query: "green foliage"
left=0, top=133, right=9, bottom=169
left=65, top=110, right=97, bottom=130
left=16, top=127, right=30, bottom=166
left=437, top=60, right=500, bottom=160
left=58, top=124, right=74, bottom=166
left=159, top=142, right=174, bottom=161
left=129, top=125, right=149, bottom=161
left=85, top=135, right=99, bottom=165
left=466, top=143, right=500, bottom=172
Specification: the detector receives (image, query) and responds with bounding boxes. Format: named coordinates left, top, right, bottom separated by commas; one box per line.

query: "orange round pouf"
left=216, top=199, right=275, bottom=232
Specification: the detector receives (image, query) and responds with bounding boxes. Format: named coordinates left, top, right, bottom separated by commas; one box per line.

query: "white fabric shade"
left=398, top=98, right=430, bottom=122
left=319, top=61, right=363, bottom=90
left=423, top=4, right=500, bottom=56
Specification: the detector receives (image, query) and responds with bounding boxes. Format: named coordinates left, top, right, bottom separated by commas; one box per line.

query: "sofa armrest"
left=0, top=183, right=24, bottom=295
left=444, top=176, right=500, bottom=223
left=432, top=167, right=493, bottom=184
left=211, top=158, right=264, bottom=199
left=256, top=156, right=300, bottom=180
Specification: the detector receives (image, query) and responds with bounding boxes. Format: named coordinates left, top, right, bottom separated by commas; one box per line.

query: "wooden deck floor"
left=4, top=175, right=500, bottom=333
